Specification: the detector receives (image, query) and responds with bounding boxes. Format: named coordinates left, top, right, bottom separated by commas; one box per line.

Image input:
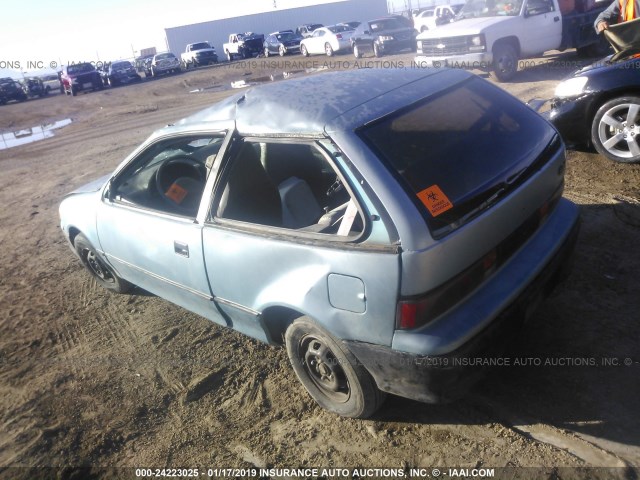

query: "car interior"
left=216, top=141, right=364, bottom=236
left=110, top=136, right=364, bottom=237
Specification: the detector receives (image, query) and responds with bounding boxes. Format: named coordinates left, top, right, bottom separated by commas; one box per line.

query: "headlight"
left=378, top=35, right=394, bottom=41
left=554, top=77, right=588, bottom=98
left=468, top=34, right=486, bottom=51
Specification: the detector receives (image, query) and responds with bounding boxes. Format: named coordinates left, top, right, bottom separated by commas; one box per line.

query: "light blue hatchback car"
left=60, top=68, right=579, bottom=418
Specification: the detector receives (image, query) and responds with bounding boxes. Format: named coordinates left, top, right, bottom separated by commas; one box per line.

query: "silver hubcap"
left=599, top=103, right=640, bottom=159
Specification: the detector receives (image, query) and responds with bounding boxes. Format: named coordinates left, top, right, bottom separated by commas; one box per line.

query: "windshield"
left=456, top=0, right=523, bottom=18
left=328, top=24, right=355, bottom=33
left=191, top=42, right=211, bottom=50
left=67, top=63, right=94, bottom=74
left=155, top=53, right=175, bottom=60
left=369, top=18, right=406, bottom=31
left=112, top=61, right=132, bottom=69
left=359, top=77, right=556, bottom=235
left=276, top=32, right=297, bottom=41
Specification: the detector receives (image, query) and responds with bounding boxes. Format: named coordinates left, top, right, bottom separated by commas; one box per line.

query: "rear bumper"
left=347, top=200, right=580, bottom=403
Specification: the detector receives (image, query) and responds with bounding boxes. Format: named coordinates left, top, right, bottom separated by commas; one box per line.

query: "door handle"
left=554, top=16, right=560, bottom=21
left=174, top=241, right=189, bottom=258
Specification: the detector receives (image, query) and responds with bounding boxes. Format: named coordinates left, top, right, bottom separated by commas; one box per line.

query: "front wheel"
left=591, top=96, right=640, bottom=163
left=74, top=233, right=133, bottom=293
left=264, top=47, right=270, bottom=58
left=285, top=317, right=385, bottom=418
left=353, top=44, right=362, bottom=59
left=279, top=45, right=286, bottom=57
left=301, top=44, right=309, bottom=57
left=373, top=42, right=383, bottom=58
left=491, top=44, right=518, bottom=82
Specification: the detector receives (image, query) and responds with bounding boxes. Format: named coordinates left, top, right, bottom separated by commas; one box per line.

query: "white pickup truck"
left=415, top=0, right=608, bottom=81
left=223, top=33, right=265, bottom=61
left=180, top=42, right=219, bottom=68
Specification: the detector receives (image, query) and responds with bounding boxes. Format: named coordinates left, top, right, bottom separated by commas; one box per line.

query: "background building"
left=165, top=0, right=389, bottom=59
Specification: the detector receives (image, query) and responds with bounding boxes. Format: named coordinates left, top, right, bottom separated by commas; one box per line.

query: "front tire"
left=301, top=44, right=309, bottom=57
left=591, top=96, right=640, bottom=163
left=373, top=42, right=383, bottom=58
left=353, top=44, right=362, bottom=58
left=285, top=317, right=385, bottom=418
left=492, top=43, right=518, bottom=82
left=264, top=47, right=270, bottom=57
left=74, top=233, right=133, bottom=293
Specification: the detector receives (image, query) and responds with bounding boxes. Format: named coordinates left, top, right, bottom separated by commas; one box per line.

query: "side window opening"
left=110, top=135, right=225, bottom=217
left=216, top=140, right=365, bottom=238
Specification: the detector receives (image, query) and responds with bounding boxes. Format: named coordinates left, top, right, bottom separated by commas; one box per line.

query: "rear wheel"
left=279, top=45, right=286, bottom=57
left=325, top=42, right=334, bottom=57
left=373, top=42, right=383, bottom=58
left=591, top=96, right=640, bottom=163
left=285, top=317, right=385, bottom=418
left=301, top=44, right=309, bottom=57
left=353, top=44, right=362, bottom=58
left=74, top=233, right=133, bottom=293
left=264, top=47, right=270, bottom=57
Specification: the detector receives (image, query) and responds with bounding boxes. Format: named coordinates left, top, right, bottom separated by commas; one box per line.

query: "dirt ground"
left=1, top=53, right=639, bottom=480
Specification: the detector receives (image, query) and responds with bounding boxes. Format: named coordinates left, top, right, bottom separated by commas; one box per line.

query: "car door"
left=201, top=137, right=400, bottom=346
left=520, top=0, right=562, bottom=55
left=96, top=124, right=233, bottom=324
left=306, top=29, right=326, bottom=54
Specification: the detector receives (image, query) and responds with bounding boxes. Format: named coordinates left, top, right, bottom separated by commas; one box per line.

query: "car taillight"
left=336, top=34, right=343, bottom=39
left=396, top=183, right=564, bottom=331
left=396, top=248, right=498, bottom=330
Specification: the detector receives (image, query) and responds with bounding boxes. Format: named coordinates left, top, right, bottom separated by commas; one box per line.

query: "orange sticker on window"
left=417, top=185, right=453, bottom=217
left=165, top=183, right=188, bottom=204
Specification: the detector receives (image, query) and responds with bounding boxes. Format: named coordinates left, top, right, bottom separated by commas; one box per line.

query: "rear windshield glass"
left=360, top=77, right=556, bottom=235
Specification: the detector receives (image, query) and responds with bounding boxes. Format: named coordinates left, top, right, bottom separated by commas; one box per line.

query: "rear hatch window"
left=359, top=76, right=558, bottom=237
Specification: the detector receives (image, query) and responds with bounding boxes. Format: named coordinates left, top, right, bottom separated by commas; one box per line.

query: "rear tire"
left=353, top=44, right=362, bottom=58
left=373, top=42, right=383, bottom=58
left=74, top=233, right=133, bottom=293
left=301, top=44, right=309, bottom=57
left=285, top=317, right=385, bottom=418
left=325, top=42, right=334, bottom=57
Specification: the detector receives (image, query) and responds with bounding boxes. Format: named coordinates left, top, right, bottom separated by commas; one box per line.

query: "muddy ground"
left=0, top=52, right=639, bottom=480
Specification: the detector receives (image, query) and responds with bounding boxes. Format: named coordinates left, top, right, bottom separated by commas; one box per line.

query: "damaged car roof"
left=179, top=68, right=471, bottom=136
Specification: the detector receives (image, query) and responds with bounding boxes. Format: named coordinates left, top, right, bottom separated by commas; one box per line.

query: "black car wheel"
left=264, top=47, right=270, bottom=57
left=74, top=233, right=133, bottom=293
left=279, top=45, right=286, bottom=57
left=301, top=44, right=309, bottom=57
left=592, top=96, right=640, bottom=163
left=285, top=317, right=385, bottom=418
left=492, top=43, right=518, bottom=82
left=353, top=44, right=362, bottom=59
left=325, top=42, right=334, bottom=57
left=373, top=42, right=383, bottom=58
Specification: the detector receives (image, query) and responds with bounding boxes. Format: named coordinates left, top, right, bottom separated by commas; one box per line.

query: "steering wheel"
left=155, top=156, right=206, bottom=215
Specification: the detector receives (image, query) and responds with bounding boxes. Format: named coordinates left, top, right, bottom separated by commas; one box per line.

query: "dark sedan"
left=264, top=31, right=303, bottom=57
left=547, top=51, right=640, bottom=163
left=351, top=17, right=417, bottom=58
left=101, top=60, right=142, bottom=87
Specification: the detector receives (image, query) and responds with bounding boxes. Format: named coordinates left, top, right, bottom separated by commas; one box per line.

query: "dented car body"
left=59, top=69, right=579, bottom=418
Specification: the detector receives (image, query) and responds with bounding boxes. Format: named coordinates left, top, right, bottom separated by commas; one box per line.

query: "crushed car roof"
left=179, top=68, right=471, bottom=136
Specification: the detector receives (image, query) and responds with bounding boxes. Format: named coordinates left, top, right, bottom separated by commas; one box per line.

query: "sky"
left=1, top=0, right=413, bottom=78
